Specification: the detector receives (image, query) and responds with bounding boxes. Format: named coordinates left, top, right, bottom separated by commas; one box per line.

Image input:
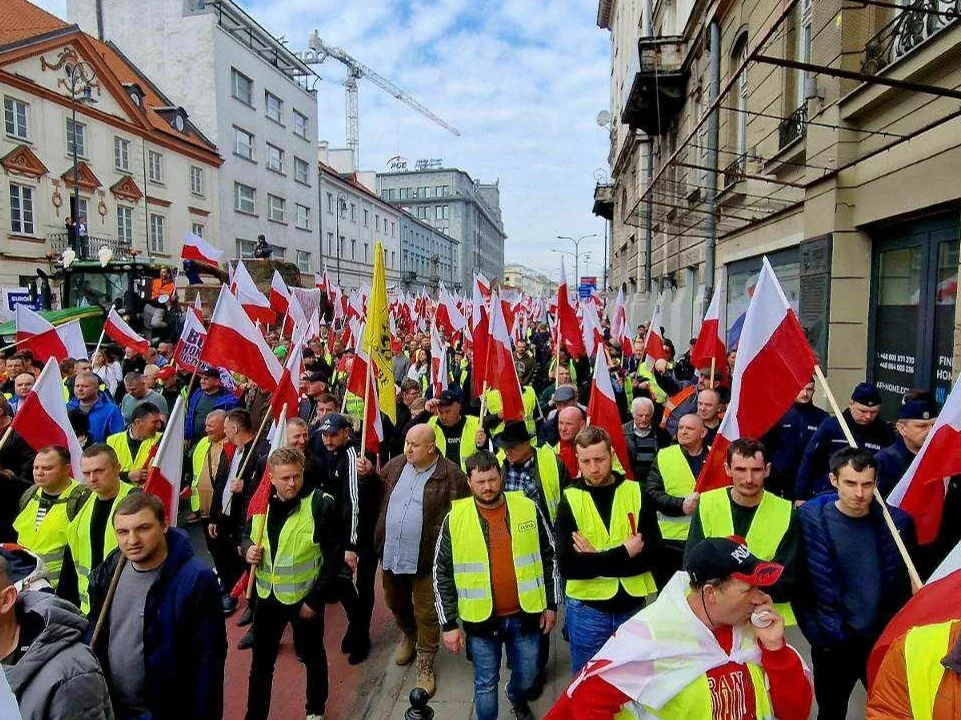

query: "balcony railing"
left=861, top=0, right=961, bottom=75
left=621, top=36, right=688, bottom=135
left=722, top=154, right=747, bottom=190
left=778, top=103, right=807, bottom=150
left=48, top=231, right=134, bottom=262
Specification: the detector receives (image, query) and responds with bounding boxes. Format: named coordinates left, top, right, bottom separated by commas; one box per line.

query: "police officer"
left=105, top=402, right=162, bottom=485
left=875, top=399, right=936, bottom=497
left=763, top=378, right=828, bottom=499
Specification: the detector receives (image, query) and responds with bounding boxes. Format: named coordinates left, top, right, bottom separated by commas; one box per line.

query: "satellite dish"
left=596, top=110, right=612, bottom=127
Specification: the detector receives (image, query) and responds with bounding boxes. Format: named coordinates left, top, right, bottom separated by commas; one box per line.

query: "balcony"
left=592, top=183, right=614, bottom=220
left=48, top=231, right=134, bottom=263
left=861, top=0, right=961, bottom=75
left=621, top=36, right=688, bottom=135
left=778, top=103, right=807, bottom=150
left=722, top=154, right=747, bottom=191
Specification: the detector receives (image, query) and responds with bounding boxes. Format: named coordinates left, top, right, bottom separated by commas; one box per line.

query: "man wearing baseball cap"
left=546, top=536, right=813, bottom=720
left=796, top=382, right=896, bottom=500
left=875, top=398, right=936, bottom=496
left=412, top=389, right=485, bottom=472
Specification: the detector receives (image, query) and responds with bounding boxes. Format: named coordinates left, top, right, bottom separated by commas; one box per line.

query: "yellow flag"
left=363, top=241, right=396, bottom=423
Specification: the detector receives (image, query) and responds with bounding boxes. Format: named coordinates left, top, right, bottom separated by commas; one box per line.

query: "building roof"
left=0, top=0, right=66, bottom=45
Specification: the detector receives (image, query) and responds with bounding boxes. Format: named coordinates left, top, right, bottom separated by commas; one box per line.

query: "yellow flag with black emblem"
left=362, top=241, right=396, bottom=423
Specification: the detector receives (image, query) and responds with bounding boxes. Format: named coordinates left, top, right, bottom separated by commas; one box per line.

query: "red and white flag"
left=587, top=347, right=633, bottom=479
left=610, top=289, right=633, bottom=358
left=201, top=285, right=282, bottom=392
left=230, top=261, right=275, bottom=326
left=642, top=295, right=666, bottom=368
left=696, top=258, right=817, bottom=492
left=470, top=276, right=491, bottom=399
left=557, top=260, right=586, bottom=359
left=55, top=320, right=88, bottom=361
left=691, top=286, right=726, bottom=375
left=173, top=304, right=207, bottom=372
left=268, top=269, right=290, bottom=317
left=487, top=291, right=525, bottom=421
left=181, top=231, right=224, bottom=266
left=362, top=368, right=384, bottom=457
left=269, top=340, right=303, bottom=423
left=435, top=283, right=467, bottom=336
left=580, top=300, right=605, bottom=359
left=14, top=305, right=79, bottom=364
left=142, top=394, right=186, bottom=526
left=888, top=377, right=961, bottom=544
left=104, top=307, right=149, bottom=356
left=430, top=320, right=449, bottom=398
left=11, top=358, right=84, bottom=475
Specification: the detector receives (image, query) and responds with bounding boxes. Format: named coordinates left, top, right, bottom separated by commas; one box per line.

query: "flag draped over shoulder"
left=362, top=241, right=396, bottom=423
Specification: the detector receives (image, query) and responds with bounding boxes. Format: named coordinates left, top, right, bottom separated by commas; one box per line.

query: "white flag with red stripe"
left=691, top=287, right=726, bottom=373
left=642, top=294, right=666, bottom=368
left=142, top=394, right=186, bottom=526
left=11, top=358, right=84, bottom=475
left=230, top=261, right=274, bottom=325
left=587, top=347, right=633, bottom=479
left=201, top=285, right=282, bottom=392
left=55, top=320, right=88, bottom=360
left=557, top=259, right=586, bottom=359
left=435, top=283, right=467, bottom=336
left=181, top=231, right=224, bottom=266
left=888, top=377, right=961, bottom=544
left=430, top=320, right=449, bottom=398
left=104, top=307, right=149, bottom=356
left=610, top=288, right=633, bottom=357
left=580, top=300, right=605, bottom=358
left=15, top=305, right=71, bottom=363
left=269, top=340, right=303, bottom=423
left=268, top=269, right=290, bottom=317
left=488, top=291, right=525, bottom=421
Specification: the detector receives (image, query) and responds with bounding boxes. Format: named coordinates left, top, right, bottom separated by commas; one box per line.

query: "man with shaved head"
left=374, top=423, right=469, bottom=698
left=644, top=413, right=709, bottom=582
left=554, top=406, right=586, bottom=478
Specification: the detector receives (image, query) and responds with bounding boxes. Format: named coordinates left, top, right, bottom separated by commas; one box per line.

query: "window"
left=114, top=137, right=130, bottom=171
left=425, top=186, right=434, bottom=198
left=270, top=244, right=286, bottom=259
left=234, top=182, right=256, bottom=214
left=375, top=214, right=380, bottom=231
left=237, top=239, right=255, bottom=258
left=234, top=127, right=254, bottom=160
left=795, top=0, right=813, bottom=109
left=399, top=187, right=410, bottom=200
left=190, top=165, right=205, bottom=196
left=295, top=203, right=310, bottom=230
left=117, top=206, right=133, bottom=245
left=191, top=221, right=205, bottom=238
left=364, top=242, right=369, bottom=262
left=231, top=68, right=253, bottom=105
left=350, top=203, right=356, bottom=222
left=266, top=143, right=284, bottom=173
left=149, top=213, right=166, bottom=253
left=267, top=194, right=285, bottom=222
left=733, top=35, right=748, bottom=158
left=9, top=183, right=33, bottom=235
left=391, top=250, right=395, bottom=268
left=387, top=188, right=395, bottom=200
left=265, top=91, right=283, bottom=123
left=296, top=250, right=310, bottom=272
left=363, top=208, right=369, bottom=226
left=294, top=156, right=310, bottom=185
left=148, top=150, right=163, bottom=183
left=66, top=118, right=85, bottom=156
left=4, top=97, right=27, bottom=139
left=293, top=109, right=308, bottom=139
left=435, top=205, right=450, bottom=220
left=435, top=185, right=444, bottom=197
left=326, top=192, right=333, bottom=213
left=327, top=232, right=334, bottom=255
left=350, top=239, right=356, bottom=259
left=391, top=222, right=395, bottom=236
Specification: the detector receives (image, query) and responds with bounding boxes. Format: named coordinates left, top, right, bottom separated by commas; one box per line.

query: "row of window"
left=324, top=191, right=398, bottom=237
left=230, top=68, right=310, bottom=140
left=237, top=239, right=312, bottom=273
left=232, top=126, right=312, bottom=186
left=234, top=182, right=311, bottom=230
left=323, top=231, right=398, bottom=267
left=381, top=185, right=452, bottom=201
left=411, top=204, right=450, bottom=221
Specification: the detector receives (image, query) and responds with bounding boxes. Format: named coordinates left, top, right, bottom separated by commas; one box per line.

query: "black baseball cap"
left=685, top=536, right=783, bottom=587
left=319, top=413, right=351, bottom=434
left=306, top=370, right=328, bottom=384
left=436, top=389, right=461, bottom=406
left=200, top=366, right=221, bottom=379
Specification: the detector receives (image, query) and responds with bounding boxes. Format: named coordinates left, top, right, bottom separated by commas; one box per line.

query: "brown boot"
left=394, top=634, right=416, bottom=666
left=414, top=651, right=436, bottom=697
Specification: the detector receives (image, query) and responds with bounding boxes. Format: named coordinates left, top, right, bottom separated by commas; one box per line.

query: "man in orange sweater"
left=867, top=619, right=960, bottom=719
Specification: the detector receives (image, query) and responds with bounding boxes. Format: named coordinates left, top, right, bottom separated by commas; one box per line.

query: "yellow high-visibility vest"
left=252, top=491, right=323, bottom=605
left=449, top=492, right=547, bottom=623
left=106, top=431, right=161, bottom=473
left=496, top=445, right=562, bottom=524
left=485, top=386, right=538, bottom=436
left=13, top=480, right=83, bottom=589
left=697, top=488, right=797, bottom=626
left=428, top=415, right=481, bottom=471
left=564, top=480, right=657, bottom=600
left=655, top=445, right=697, bottom=541
left=904, top=621, right=953, bottom=720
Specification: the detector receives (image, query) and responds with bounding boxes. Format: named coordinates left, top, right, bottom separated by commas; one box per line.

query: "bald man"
left=374, top=424, right=469, bottom=697
left=554, top=406, right=586, bottom=478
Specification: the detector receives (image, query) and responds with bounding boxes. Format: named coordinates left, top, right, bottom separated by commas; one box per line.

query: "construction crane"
left=297, top=30, right=460, bottom=168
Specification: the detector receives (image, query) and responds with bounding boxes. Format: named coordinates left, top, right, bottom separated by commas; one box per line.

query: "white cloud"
left=36, top=0, right=612, bottom=281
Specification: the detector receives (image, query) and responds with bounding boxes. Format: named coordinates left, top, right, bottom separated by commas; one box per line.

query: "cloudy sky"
left=39, top=0, right=612, bottom=281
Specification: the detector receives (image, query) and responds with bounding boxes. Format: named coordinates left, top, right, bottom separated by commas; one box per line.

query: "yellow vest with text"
left=67, top=482, right=136, bottom=613
left=449, top=492, right=547, bottom=623
left=190, top=436, right=212, bottom=513
left=697, top=488, right=796, bottom=625
left=106, top=431, right=161, bottom=473
left=485, top=386, right=538, bottom=436
left=13, top=480, right=83, bottom=590
left=904, top=621, right=953, bottom=720
left=497, top=445, right=562, bottom=525
left=429, top=414, right=481, bottom=471
left=564, top=480, right=658, bottom=600
left=655, top=445, right=697, bottom=541
left=252, top=491, right=323, bottom=604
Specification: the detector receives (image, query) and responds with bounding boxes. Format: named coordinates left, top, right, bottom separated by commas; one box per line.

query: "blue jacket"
left=875, top=437, right=915, bottom=498
left=66, top=392, right=125, bottom=444
left=763, top=401, right=828, bottom=499
left=795, top=493, right=915, bottom=647
left=795, top=409, right=896, bottom=499
left=184, top=387, right=240, bottom=442
left=88, top=528, right=227, bottom=720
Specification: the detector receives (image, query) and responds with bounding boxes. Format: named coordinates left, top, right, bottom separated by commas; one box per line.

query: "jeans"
left=467, top=616, right=541, bottom=720
left=565, top=597, right=639, bottom=675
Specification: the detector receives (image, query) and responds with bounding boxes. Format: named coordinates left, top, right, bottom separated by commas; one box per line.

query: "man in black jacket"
left=622, top=397, right=671, bottom=482
left=0, top=395, right=36, bottom=542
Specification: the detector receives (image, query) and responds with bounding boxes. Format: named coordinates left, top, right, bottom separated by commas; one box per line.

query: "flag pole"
left=360, top=357, right=372, bottom=454
left=710, top=357, right=716, bottom=389
left=245, top=403, right=288, bottom=599
left=90, top=555, right=126, bottom=647
left=813, top=365, right=923, bottom=593
left=92, top=326, right=107, bottom=360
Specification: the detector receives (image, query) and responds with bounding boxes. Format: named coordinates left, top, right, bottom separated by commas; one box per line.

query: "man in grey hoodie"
left=0, top=546, right=113, bottom=720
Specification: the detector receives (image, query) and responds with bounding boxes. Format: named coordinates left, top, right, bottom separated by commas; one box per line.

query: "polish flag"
left=173, top=304, right=207, bottom=372
left=362, top=366, right=384, bottom=456
left=345, top=321, right=369, bottom=398
left=430, top=320, right=449, bottom=398
left=471, top=276, right=491, bottom=399
left=487, top=292, right=525, bottom=421
left=580, top=300, right=605, bottom=358
left=557, top=260, right=586, bottom=359
left=696, top=258, right=817, bottom=492
left=55, top=320, right=88, bottom=361
left=284, top=293, right=308, bottom=337
left=888, top=377, right=961, bottom=544
left=15, top=305, right=71, bottom=363
left=181, top=231, right=224, bottom=266
left=200, top=285, right=283, bottom=392
left=142, top=394, right=186, bottom=526
left=691, top=287, right=727, bottom=374
left=642, top=295, right=666, bottom=368
left=230, top=261, right=275, bottom=326
left=11, top=358, right=84, bottom=475
left=610, top=289, right=633, bottom=358
left=268, top=269, right=290, bottom=317
left=587, top=347, right=633, bottom=479
left=435, top=283, right=467, bottom=336
left=104, top=307, right=150, bottom=356
left=269, top=340, right=303, bottom=423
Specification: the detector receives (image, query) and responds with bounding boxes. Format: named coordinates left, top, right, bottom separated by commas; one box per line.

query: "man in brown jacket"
left=366, top=423, right=468, bottom=697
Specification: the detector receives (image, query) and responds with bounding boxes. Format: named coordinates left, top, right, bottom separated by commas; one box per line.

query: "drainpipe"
left=643, top=0, right=654, bottom=295
left=95, top=0, right=105, bottom=40
left=704, top=21, right=721, bottom=304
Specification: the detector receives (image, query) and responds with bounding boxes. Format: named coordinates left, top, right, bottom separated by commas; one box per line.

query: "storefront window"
left=934, top=241, right=958, bottom=405
left=725, top=248, right=800, bottom=349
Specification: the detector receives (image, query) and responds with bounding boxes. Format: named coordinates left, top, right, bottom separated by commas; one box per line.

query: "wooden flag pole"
left=0, top=425, right=14, bottom=456
left=359, top=359, right=373, bottom=455
left=245, top=403, right=288, bottom=599
left=92, top=326, right=107, bottom=360
left=479, top=381, right=490, bottom=424
left=90, top=555, right=126, bottom=647
left=813, top=365, right=923, bottom=593
left=709, top=357, right=716, bottom=389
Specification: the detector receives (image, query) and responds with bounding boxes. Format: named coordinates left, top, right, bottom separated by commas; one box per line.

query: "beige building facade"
left=597, top=0, right=961, bottom=415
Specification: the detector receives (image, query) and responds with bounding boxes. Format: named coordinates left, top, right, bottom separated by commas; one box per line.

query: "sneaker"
left=414, top=652, right=436, bottom=698
left=306, top=715, right=326, bottom=720
left=237, top=628, right=254, bottom=650
left=348, top=636, right=370, bottom=665
left=236, top=605, right=254, bottom=627
left=394, top=634, right=415, bottom=666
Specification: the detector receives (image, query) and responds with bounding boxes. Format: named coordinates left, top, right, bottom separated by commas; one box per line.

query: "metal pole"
left=602, top=218, right=608, bottom=292
left=704, top=21, right=721, bottom=305
left=336, top=194, right=342, bottom=286
left=70, top=71, right=80, bottom=252
left=573, top=236, right=580, bottom=288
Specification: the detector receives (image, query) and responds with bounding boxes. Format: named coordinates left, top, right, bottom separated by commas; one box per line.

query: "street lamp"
left=335, top=193, right=347, bottom=285
left=556, top=233, right=597, bottom=287
left=66, top=60, right=97, bottom=256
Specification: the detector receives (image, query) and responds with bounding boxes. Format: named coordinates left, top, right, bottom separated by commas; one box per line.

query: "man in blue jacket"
left=875, top=398, right=936, bottom=497
left=88, top=491, right=227, bottom=720
left=796, top=447, right=915, bottom=720
left=795, top=383, right=895, bottom=500
left=763, top=378, right=828, bottom=499
left=185, top=368, right=240, bottom=443
left=66, top=372, right=124, bottom=444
